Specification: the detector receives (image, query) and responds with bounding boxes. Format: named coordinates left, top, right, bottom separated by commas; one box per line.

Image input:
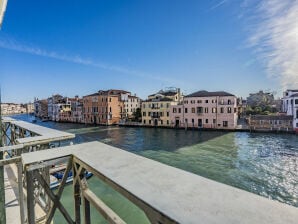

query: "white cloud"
left=210, top=0, right=228, bottom=11
left=0, top=36, right=179, bottom=84
left=245, top=0, right=298, bottom=89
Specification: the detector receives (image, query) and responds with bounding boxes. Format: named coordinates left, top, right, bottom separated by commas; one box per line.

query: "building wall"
left=170, top=96, right=237, bottom=129
left=282, top=90, right=298, bottom=130
left=83, top=90, right=130, bottom=125
left=248, top=115, right=293, bottom=131
left=142, top=101, right=176, bottom=126
left=124, top=96, right=141, bottom=119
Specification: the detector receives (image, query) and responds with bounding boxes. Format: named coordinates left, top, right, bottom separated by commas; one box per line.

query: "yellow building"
left=142, top=88, right=182, bottom=127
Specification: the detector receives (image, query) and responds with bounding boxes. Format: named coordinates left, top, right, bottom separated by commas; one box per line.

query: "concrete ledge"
left=22, top=141, right=298, bottom=224
left=2, top=117, right=75, bottom=146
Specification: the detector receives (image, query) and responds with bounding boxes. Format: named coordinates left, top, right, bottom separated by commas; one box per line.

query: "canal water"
left=13, top=114, right=298, bottom=223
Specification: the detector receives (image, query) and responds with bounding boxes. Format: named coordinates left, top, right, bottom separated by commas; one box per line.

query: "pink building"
left=170, top=90, right=238, bottom=130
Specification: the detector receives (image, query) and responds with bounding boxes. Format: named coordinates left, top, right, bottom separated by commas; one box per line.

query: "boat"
left=50, top=169, right=93, bottom=189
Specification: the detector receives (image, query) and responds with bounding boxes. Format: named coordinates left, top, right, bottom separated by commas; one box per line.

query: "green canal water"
left=13, top=115, right=298, bottom=223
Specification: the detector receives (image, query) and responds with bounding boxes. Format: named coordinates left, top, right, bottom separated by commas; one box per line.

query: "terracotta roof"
left=186, top=90, right=235, bottom=98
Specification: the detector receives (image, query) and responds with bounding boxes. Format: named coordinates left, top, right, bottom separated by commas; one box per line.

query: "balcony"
left=151, top=114, right=160, bottom=119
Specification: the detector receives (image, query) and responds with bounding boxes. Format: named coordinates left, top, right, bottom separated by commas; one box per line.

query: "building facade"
left=282, top=89, right=298, bottom=132
left=142, top=88, right=183, bottom=127
left=34, top=99, right=48, bottom=118
left=83, top=89, right=130, bottom=125
left=170, top=90, right=238, bottom=129
left=48, top=94, right=63, bottom=121
left=70, top=96, right=84, bottom=123
left=248, top=115, right=293, bottom=132
left=123, top=95, right=141, bottom=121
left=0, top=103, right=27, bottom=115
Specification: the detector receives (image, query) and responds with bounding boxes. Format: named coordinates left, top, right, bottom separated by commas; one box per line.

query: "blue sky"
left=0, top=0, right=297, bottom=103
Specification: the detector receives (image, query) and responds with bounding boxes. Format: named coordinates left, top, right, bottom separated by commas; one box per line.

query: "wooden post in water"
left=0, top=88, right=6, bottom=224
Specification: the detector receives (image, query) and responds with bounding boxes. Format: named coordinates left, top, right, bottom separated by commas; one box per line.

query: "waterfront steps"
left=22, top=141, right=298, bottom=224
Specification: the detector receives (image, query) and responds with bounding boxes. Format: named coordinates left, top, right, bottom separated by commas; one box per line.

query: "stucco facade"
left=123, top=95, right=141, bottom=120
left=142, top=88, right=183, bottom=127
left=282, top=89, right=298, bottom=131
left=170, top=91, right=238, bottom=129
left=83, top=89, right=130, bottom=125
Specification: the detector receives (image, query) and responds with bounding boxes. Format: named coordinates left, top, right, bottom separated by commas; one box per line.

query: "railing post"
left=26, top=169, right=35, bottom=224
left=73, top=162, right=81, bottom=223
left=83, top=197, right=91, bottom=224
left=0, top=93, right=6, bottom=224
left=17, top=162, right=25, bottom=224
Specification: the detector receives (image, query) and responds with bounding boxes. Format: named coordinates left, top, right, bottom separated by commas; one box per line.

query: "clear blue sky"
left=1, top=0, right=297, bottom=103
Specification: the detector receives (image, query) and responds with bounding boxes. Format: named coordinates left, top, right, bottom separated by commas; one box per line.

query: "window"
left=234, top=108, right=237, bottom=113
left=206, top=119, right=209, bottom=124
left=227, top=107, right=232, bottom=113
left=161, top=120, right=163, bottom=125
left=295, top=99, right=298, bottom=105
left=213, top=119, right=216, bottom=124
left=228, top=99, right=231, bottom=105
left=223, top=121, right=228, bottom=127
left=178, top=108, right=181, bottom=113
left=192, top=119, right=194, bottom=123
left=167, top=112, right=169, bottom=117
left=204, top=107, right=208, bottom=113
left=185, top=118, right=188, bottom=123
left=296, top=109, right=298, bottom=118
left=220, top=99, right=224, bottom=105
left=161, top=103, right=163, bottom=108
left=109, top=98, right=112, bottom=102
left=149, top=120, right=151, bottom=124
left=148, top=112, right=151, bottom=116
left=173, top=108, right=177, bottom=113
left=197, top=107, right=203, bottom=113
left=212, top=99, right=216, bottom=103
left=212, top=108, right=217, bottom=113
left=185, top=108, right=188, bottom=113
left=205, top=100, right=209, bottom=103
left=191, top=108, right=195, bottom=113
left=296, top=123, right=298, bottom=128
left=167, top=103, right=170, bottom=108
left=167, top=120, right=169, bottom=125
left=143, top=104, right=146, bottom=108
left=220, top=107, right=224, bottom=113
left=197, top=100, right=202, bottom=103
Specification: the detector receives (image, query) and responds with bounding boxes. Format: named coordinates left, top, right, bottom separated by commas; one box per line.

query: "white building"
left=123, top=95, right=141, bottom=120
left=282, top=89, right=298, bottom=131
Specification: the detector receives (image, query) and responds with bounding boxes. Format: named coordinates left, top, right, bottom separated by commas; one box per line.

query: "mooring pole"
left=0, top=88, right=6, bottom=223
